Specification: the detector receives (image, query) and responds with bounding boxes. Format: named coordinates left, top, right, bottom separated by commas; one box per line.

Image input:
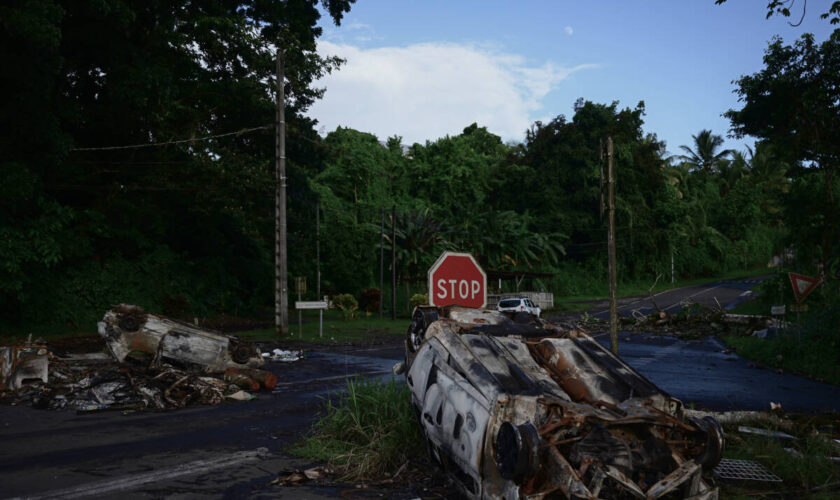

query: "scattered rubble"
left=262, top=348, right=304, bottom=362
left=0, top=305, right=295, bottom=412
left=576, top=307, right=777, bottom=339
left=404, top=306, right=725, bottom=500
left=737, top=426, right=797, bottom=442
left=270, top=466, right=330, bottom=486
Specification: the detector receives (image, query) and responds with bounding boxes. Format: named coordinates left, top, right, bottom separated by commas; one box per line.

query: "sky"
left=306, top=0, right=836, bottom=156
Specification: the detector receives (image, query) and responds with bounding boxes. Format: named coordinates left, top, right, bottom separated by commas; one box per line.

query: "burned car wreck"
left=402, top=307, right=724, bottom=500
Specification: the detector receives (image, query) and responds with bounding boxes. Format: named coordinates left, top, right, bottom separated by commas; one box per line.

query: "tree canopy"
left=727, top=31, right=840, bottom=268
left=0, top=1, right=831, bottom=330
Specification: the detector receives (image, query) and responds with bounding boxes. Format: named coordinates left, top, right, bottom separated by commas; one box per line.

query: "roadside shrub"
left=333, top=293, right=358, bottom=320
left=409, top=293, right=428, bottom=309
left=359, top=287, right=381, bottom=313
left=290, top=378, right=424, bottom=480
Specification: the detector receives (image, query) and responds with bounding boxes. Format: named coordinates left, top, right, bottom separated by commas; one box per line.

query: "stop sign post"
left=428, top=251, right=486, bottom=308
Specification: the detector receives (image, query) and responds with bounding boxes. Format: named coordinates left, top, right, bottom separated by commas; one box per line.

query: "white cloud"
left=306, top=41, right=596, bottom=144
left=564, top=26, right=574, bottom=36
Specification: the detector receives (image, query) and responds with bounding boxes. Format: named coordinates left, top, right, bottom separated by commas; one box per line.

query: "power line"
left=70, top=125, right=273, bottom=152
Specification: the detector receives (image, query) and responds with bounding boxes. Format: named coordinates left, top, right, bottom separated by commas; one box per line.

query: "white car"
left=496, top=297, right=541, bottom=317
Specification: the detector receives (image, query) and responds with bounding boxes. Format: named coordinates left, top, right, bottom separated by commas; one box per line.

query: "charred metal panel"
left=0, top=344, right=48, bottom=391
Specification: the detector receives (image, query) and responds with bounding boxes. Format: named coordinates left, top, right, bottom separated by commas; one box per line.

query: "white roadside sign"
left=295, top=301, right=328, bottom=310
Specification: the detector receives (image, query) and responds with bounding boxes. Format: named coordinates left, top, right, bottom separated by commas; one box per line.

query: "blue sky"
left=307, top=1, right=835, bottom=156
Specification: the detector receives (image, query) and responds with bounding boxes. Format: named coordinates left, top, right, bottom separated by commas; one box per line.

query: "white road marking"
left=12, top=448, right=268, bottom=500
left=662, top=284, right=724, bottom=312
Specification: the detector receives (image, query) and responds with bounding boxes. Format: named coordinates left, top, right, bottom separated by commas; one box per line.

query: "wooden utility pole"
left=379, top=208, right=384, bottom=319
left=316, top=198, right=320, bottom=300
left=605, top=137, right=618, bottom=354
left=275, top=46, right=289, bottom=336
left=391, top=205, right=396, bottom=320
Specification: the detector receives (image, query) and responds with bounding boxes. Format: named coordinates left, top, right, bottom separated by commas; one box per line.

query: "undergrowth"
left=290, top=378, right=424, bottom=480
left=722, top=419, right=840, bottom=499
left=723, top=305, right=840, bottom=386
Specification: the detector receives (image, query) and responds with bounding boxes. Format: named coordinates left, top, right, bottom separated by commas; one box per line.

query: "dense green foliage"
left=1, top=2, right=836, bottom=333
left=0, top=0, right=354, bottom=329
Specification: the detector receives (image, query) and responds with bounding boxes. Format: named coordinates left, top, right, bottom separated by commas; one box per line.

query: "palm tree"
left=676, top=129, right=734, bottom=174
left=717, top=150, right=749, bottom=196
left=746, top=143, right=790, bottom=217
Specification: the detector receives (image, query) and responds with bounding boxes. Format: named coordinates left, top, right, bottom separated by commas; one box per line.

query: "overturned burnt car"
left=402, top=306, right=724, bottom=500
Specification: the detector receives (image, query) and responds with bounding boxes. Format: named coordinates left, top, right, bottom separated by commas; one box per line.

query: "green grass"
left=721, top=420, right=840, bottom=499
left=289, top=378, right=424, bottom=480
left=723, top=333, right=840, bottom=386
left=233, top=310, right=410, bottom=342
left=722, top=304, right=840, bottom=386
left=727, top=298, right=767, bottom=316
left=0, top=326, right=96, bottom=344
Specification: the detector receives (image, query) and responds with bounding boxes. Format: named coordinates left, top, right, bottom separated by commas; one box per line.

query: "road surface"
left=578, top=275, right=773, bottom=319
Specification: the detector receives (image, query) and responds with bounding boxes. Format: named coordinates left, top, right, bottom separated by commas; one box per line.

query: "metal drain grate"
left=714, top=459, right=783, bottom=482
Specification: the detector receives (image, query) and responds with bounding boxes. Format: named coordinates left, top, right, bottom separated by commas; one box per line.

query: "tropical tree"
left=0, top=0, right=356, bottom=326
left=676, top=130, right=734, bottom=174
left=727, top=32, right=840, bottom=270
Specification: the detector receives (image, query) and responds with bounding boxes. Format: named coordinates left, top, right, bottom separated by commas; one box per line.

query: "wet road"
left=2, top=275, right=838, bottom=498
left=0, top=348, right=408, bottom=500
left=589, top=331, right=840, bottom=412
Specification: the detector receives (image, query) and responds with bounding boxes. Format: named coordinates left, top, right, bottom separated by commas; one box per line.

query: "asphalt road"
left=580, top=275, right=774, bottom=319
left=0, top=347, right=411, bottom=500
left=2, top=274, right=838, bottom=499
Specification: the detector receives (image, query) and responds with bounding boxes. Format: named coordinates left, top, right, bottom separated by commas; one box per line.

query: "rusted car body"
left=97, top=304, right=263, bottom=373
left=403, top=306, right=723, bottom=500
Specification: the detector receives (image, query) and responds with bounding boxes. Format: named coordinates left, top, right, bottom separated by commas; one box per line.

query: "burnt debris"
left=403, top=306, right=725, bottom=500
left=0, top=305, right=291, bottom=412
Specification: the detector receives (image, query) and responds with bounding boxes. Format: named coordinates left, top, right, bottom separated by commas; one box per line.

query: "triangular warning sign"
left=789, top=272, right=819, bottom=302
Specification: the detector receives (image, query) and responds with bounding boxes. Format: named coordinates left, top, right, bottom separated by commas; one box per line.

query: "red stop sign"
left=428, top=251, right=486, bottom=308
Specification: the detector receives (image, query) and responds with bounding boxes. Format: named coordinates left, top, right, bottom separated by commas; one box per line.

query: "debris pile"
left=577, top=307, right=775, bottom=338
left=404, top=306, right=725, bottom=500
left=0, top=305, right=291, bottom=412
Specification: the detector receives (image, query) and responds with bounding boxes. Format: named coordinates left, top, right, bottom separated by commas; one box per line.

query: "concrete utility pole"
left=379, top=208, right=384, bottom=319
left=605, top=137, right=618, bottom=354
left=391, top=205, right=396, bottom=320
left=275, top=45, right=289, bottom=336
left=316, top=198, right=320, bottom=300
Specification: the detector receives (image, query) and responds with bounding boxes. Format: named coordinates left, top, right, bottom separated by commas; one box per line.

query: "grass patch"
left=290, top=378, right=424, bottom=480
left=233, top=310, right=410, bottom=342
left=721, top=421, right=840, bottom=499
left=727, top=298, right=767, bottom=316
left=722, top=305, right=840, bottom=386
left=0, top=327, right=96, bottom=344
left=723, top=333, right=840, bottom=386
